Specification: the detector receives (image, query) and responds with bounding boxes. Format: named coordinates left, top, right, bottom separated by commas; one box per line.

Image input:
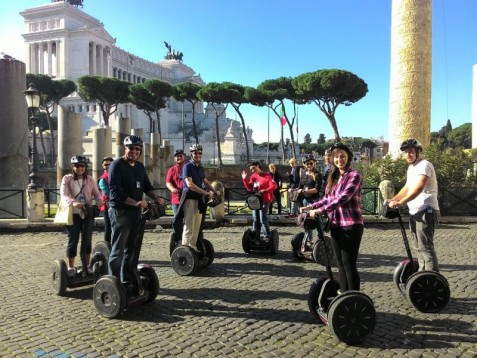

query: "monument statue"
left=52, top=0, right=84, bottom=7
left=163, top=41, right=184, bottom=61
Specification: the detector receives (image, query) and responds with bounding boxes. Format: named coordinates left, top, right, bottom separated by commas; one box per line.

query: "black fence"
left=1, top=186, right=477, bottom=219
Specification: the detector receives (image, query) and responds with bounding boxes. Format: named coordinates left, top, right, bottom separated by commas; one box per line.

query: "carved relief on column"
left=389, top=0, right=432, bottom=156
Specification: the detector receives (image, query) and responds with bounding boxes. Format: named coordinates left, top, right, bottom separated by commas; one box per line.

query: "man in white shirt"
left=387, top=139, right=440, bottom=271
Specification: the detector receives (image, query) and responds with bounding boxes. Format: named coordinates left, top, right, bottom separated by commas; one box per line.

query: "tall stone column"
left=57, top=106, right=82, bottom=185
left=0, top=58, right=29, bottom=218
left=389, top=0, right=432, bottom=156
left=92, top=126, right=112, bottom=182
left=39, top=43, right=45, bottom=74
left=150, top=132, right=161, bottom=187
left=115, top=116, right=131, bottom=158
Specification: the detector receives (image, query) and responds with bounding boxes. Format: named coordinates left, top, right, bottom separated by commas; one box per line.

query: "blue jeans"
left=171, top=203, right=179, bottom=216
left=65, top=213, right=94, bottom=259
left=253, top=203, right=271, bottom=238
left=108, top=208, right=142, bottom=282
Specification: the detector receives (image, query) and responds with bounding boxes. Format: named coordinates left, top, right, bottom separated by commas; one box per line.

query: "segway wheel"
left=269, top=229, right=279, bottom=255
left=328, top=291, right=376, bottom=345
left=93, top=241, right=111, bottom=260
left=138, top=265, right=160, bottom=303
left=90, top=252, right=108, bottom=276
left=169, top=232, right=179, bottom=257
left=201, top=239, right=215, bottom=267
left=171, top=246, right=199, bottom=276
left=312, top=235, right=334, bottom=267
left=52, top=259, right=68, bottom=296
left=242, top=228, right=252, bottom=254
left=93, top=275, right=126, bottom=319
left=393, top=258, right=418, bottom=293
left=308, top=277, right=340, bottom=324
left=291, top=232, right=305, bottom=259
left=405, top=271, right=450, bottom=313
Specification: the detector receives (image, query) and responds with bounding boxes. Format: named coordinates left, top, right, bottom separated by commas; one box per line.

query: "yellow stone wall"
left=389, top=0, right=432, bottom=156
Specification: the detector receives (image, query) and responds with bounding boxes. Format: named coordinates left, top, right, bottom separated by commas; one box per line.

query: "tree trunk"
left=232, top=104, right=250, bottom=163
left=214, top=116, right=222, bottom=167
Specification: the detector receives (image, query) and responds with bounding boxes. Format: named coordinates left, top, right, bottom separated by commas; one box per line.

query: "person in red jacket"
left=241, top=161, right=277, bottom=242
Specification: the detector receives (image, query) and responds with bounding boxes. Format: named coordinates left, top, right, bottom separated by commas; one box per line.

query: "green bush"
left=355, top=143, right=477, bottom=188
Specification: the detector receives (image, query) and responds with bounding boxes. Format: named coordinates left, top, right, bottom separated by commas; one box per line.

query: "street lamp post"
left=23, top=83, right=45, bottom=222
left=23, top=83, right=41, bottom=190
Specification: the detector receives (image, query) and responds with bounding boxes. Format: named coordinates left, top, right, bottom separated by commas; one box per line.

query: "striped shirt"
left=311, top=168, right=363, bottom=228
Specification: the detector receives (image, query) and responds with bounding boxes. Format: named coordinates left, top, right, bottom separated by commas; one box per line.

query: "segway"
left=242, top=192, right=279, bottom=254
left=170, top=194, right=218, bottom=276
left=382, top=203, right=450, bottom=313
left=93, top=203, right=164, bottom=318
left=291, top=213, right=334, bottom=265
left=170, top=233, right=215, bottom=276
left=51, top=251, right=108, bottom=296
left=307, top=215, right=376, bottom=345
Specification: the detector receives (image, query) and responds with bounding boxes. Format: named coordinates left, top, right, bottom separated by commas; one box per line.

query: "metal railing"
left=2, top=186, right=477, bottom=219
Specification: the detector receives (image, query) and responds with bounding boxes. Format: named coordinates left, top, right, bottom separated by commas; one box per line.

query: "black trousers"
left=330, top=224, right=364, bottom=292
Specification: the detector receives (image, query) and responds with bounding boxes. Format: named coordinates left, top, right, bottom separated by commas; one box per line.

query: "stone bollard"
left=378, top=180, right=395, bottom=215
left=209, top=180, right=225, bottom=221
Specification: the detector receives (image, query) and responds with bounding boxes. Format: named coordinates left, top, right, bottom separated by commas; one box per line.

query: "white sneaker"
left=67, top=268, right=76, bottom=277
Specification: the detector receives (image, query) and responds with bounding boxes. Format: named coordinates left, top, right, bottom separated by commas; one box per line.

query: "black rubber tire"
left=291, top=232, right=305, bottom=259
left=52, top=259, right=68, bottom=296
left=328, top=291, right=376, bottom=345
left=90, top=252, right=109, bottom=277
left=92, top=241, right=111, bottom=261
left=171, top=246, right=199, bottom=276
left=93, top=275, right=126, bottom=319
left=312, top=235, right=334, bottom=266
left=138, top=265, right=160, bottom=304
left=270, top=229, right=279, bottom=255
left=406, top=270, right=450, bottom=313
left=242, top=228, right=252, bottom=254
left=393, top=258, right=418, bottom=293
left=201, top=239, right=215, bottom=267
left=169, top=232, right=179, bottom=257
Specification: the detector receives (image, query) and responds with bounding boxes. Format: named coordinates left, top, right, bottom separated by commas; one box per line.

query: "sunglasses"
left=192, top=151, right=202, bottom=155
left=305, top=162, right=314, bottom=166
left=127, top=146, right=142, bottom=151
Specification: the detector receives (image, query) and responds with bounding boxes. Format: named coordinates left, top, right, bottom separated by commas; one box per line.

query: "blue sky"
left=1, top=0, right=476, bottom=144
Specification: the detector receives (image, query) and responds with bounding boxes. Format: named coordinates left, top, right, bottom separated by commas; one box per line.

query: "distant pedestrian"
left=286, top=158, right=300, bottom=217
left=268, top=163, right=283, bottom=215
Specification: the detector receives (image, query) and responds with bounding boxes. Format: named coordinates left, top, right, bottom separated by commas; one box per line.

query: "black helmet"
left=302, top=154, right=316, bottom=164
left=190, top=143, right=203, bottom=152
left=102, top=156, right=114, bottom=164
left=330, top=142, right=353, bottom=159
left=400, top=138, right=422, bottom=151
left=174, top=149, right=185, bottom=156
left=124, top=135, right=143, bottom=147
left=71, top=155, right=88, bottom=166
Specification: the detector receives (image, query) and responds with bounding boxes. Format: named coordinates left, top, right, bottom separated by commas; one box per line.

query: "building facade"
left=20, top=1, right=254, bottom=164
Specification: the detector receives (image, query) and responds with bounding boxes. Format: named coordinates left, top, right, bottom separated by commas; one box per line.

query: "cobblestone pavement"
left=0, top=222, right=476, bottom=357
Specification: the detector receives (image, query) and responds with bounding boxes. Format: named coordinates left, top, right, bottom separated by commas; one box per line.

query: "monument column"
left=389, top=0, right=432, bottom=156
left=47, top=41, right=53, bottom=75
left=98, top=45, right=104, bottom=76
left=39, top=43, right=45, bottom=74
